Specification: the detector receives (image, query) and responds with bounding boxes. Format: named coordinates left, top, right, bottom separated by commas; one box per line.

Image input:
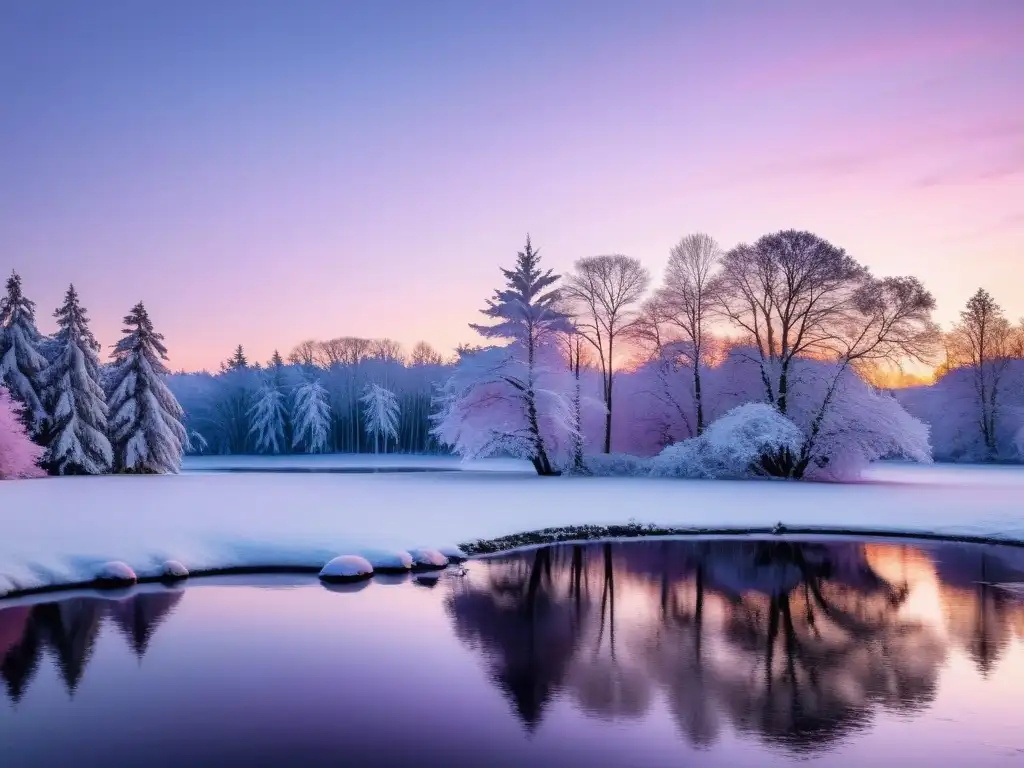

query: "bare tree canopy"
left=717, top=229, right=937, bottom=413
left=947, top=288, right=1018, bottom=456
left=368, top=337, right=404, bottom=363
left=649, top=233, right=722, bottom=434
left=564, top=254, right=650, bottom=452
left=410, top=341, right=444, bottom=366
left=287, top=339, right=318, bottom=367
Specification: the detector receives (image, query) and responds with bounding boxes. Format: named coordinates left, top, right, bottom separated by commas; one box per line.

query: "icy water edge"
left=1, top=537, right=1023, bottom=767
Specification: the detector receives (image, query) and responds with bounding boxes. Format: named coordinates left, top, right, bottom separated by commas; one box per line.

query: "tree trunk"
left=604, top=338, right=613, bottom=453
left=694, top=363, right=704, bottom=435
left=777, top=360, right=789, bottom=415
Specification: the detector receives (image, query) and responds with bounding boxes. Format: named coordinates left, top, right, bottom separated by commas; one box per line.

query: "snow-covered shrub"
left=649, top=403, right=803, bottom=479
left=664, top=350, right=931, bottom=480
left=583, top=452, right=651, bottom=477
left=802, top=370, right=932, bottom=480
left=432, top=342, right=581, bottom=474
left=0, top=386, right=44, bottom=479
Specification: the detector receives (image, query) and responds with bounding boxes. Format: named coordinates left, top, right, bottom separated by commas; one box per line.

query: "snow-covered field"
left=2, top=456, right=1024, bottom=597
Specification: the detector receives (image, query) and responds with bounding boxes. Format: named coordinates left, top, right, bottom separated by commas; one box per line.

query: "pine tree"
left=40, top=285, right=113, bottom=474
left=248, top=375, right=288, bottom=454
left=107, top=302, right=187, bottom=473
left=291, top=377, right=331, bottom=453
left=360, top=382, right=400, bottom=453
left=222, top=344, right=249, bottom=372
left=434, top=235, right=574, bottom=475
left=0, top=272, right=48, bottom=434
left=268, top=349, right=285, bottom=375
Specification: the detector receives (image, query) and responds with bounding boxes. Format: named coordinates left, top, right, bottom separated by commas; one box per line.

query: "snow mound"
left=358, top=549, right=413, bottom=572
left=408, top=548, right=448, bottom=569
left=96, top=560, right=137, bottom=586
left=161, top=560, right=189, bottom=580
left=436, top=544, right=468, bottom=562
left=651, top=403, right=804, bottom=479
left=318, top=555, right=374, bottom=582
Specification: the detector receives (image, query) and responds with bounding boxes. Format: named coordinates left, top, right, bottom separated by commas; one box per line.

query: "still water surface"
left=2, top=537, right=1024, bottom=766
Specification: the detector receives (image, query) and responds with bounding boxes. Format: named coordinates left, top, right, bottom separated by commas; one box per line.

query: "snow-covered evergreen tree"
left=249, top=376, right=288, bottom=454
left=107, top=302, right=187, bottom=473
left=223, top=344, right=249, bottom=371
left=0, top=272, right=48, bottom=434
left=291, top=376, right=331, bottom=453
left=40, top=285, right=112, bottom=474
left=360, top=382, right=400, bottom=453
left=268, top=349, right=285, bottom=375
left=433, top=235, right=577, bottom=475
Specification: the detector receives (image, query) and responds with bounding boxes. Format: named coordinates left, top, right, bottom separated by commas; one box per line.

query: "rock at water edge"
left=408, top=548, right=449, bottom=570
left=359, top=549, right=413, bottom=573
left=96, top=561, right=138, bottom=588
left=319, top=555, right=374, bottom=583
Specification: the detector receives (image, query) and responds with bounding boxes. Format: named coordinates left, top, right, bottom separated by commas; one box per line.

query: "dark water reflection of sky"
left=1, top=538, right=1023, bottom=767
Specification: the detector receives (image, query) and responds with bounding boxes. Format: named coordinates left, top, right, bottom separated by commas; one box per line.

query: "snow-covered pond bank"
left=2, top=459, right=1024, bottom=597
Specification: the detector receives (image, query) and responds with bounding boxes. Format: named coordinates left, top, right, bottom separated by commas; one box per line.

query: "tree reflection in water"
left=446, top=538, right=1024, bottom=755
left=0, top=588, right=183, bottom=703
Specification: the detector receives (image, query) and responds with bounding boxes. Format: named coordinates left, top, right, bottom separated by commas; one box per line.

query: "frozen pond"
left=2, top=536, right=1024, bottom=766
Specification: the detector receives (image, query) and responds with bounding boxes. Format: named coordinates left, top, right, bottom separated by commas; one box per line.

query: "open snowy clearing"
left=3, top=461, right=1024, bottom=597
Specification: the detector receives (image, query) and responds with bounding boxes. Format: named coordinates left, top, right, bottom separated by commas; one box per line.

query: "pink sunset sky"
left=2, top=0, right=1022, bottom=372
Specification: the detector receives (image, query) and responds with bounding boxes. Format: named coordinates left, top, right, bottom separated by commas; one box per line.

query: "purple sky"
left=2, top=0, right=1022, bottom=371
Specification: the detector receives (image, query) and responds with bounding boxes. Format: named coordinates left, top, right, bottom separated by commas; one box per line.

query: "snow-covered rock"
left=95, top=560, right=137, bottom=587
left=160, top=560, right=189, bottom=580
left=408, top=548, right=448, bottom=570
left=436, top=544, right=467, bottom=562
left=318, top=555, right=374, bottom=582
left=358, top=548, right=413, bottom=572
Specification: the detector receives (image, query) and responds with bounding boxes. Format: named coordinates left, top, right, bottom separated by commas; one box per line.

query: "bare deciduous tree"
left=369, top=338, right=404, bottom=364
left=717, top=230, right=936, bottom=412
left=717, top=229, right=937, bottom=476
left=947, top=288, right=1017, bottom=457
left=652, top=233, right=721, bottom=435
left=410, top=341, right=444, bottom=366
left=564, top=254, right=650, bottom=453
left=287, top=339, right=318, bottom=367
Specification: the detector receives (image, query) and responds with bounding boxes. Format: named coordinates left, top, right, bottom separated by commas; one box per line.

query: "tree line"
left=170, top=230, right=1024, bottom=471
left=432, top=231, right=1024, bottom=476
left=4, top=227, right=1022, bottom=478
left=169, top=341, right=447, bottom=456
